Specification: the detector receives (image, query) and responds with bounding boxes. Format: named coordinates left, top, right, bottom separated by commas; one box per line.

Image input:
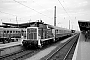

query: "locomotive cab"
left=22, top=27, right=42, bottom=48
left=22, top=26, right=54, bottom=48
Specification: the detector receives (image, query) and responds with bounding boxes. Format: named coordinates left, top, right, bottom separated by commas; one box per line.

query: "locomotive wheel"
left=8, top=39, right=11, bottom=43
left=53, top=38, right=55, bottom=42
left=8, top=40, right=10, bottom=43
left=38, top=45, right=42, bottom=48
left=3, top=40, right=6, bottom=44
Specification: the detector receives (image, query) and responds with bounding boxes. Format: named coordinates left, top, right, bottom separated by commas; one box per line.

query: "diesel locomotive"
left=22, top=21, right=72, bottom=48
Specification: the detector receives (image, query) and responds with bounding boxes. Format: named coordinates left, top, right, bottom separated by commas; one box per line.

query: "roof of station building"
left=2, top=22, right=44, bottom=28
left=78, top=20, right=90, bottom=31
left=1, top=21, right=70, bottom=31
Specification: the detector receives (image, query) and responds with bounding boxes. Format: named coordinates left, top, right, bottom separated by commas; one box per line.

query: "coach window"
left=16, top=31, right=17, bottom=33
left=13, top=31, right=15, bottom=33
left=59, top=30, right=60, bottom=33
left=17, top=31, right=18, bottom=33
left=56, top=30, right=58, bottom=33
left=7, top=31, right=9, bottom=33
left=24, top=31, right=26, bottom=33
left=10, top=31, right=12, bottom=33
left=63, top=30, right=65, bottom=32
left=18, top=31, right=20, bottom=33
left=4, top=31, right=6, bottom=33
left=19, top=31, right=21, bottom=33
left=23, top=31, right=24, bottom=33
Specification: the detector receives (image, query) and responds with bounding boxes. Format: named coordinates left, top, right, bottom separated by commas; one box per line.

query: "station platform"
left=0, top=40, right=22, bottom=49
left=72, top=32, right=90, bottom=60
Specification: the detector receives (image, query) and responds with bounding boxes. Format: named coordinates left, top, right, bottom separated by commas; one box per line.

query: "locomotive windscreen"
left=27, top=28, right=37, bottom=40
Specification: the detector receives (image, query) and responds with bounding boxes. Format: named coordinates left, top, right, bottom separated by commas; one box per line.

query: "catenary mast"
left=54, top=6, right=56, bottom=40
left=54, top=6, right=56, bottom=26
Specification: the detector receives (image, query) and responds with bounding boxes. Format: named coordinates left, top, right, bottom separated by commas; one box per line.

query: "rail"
left=45, top=33, right=79, bottom=60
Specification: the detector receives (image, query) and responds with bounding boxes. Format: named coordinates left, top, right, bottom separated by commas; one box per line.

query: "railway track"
left=63, top=39, right=78, bottom=60
left=44, top=33, right=79, bottom=60
left=0, top=48, right=40, bottom=60
left=0, top=34, right=76, bottom=60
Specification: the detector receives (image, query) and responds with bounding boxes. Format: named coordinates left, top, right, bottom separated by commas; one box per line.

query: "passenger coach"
left=0, top=27, right=25, bottom=43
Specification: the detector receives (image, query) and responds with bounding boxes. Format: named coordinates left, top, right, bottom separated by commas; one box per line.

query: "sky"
left=0, top=0, right=90, bottom=31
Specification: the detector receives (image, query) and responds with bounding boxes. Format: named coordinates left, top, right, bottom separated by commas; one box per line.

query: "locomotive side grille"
left=27, top=28, right=37, bottom=40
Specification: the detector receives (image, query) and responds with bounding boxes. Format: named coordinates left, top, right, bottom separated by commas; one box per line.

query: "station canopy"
left=2, top=21, right=55, bottom=29
left=2, top=22, right=44, bottom=28
left=78, top=20, right=90, bottom=31
left=1, top=21, right=70, bottom=31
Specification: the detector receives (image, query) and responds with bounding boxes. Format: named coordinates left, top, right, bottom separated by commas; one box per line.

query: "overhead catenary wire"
left=0, top=11, right=17, bottom=17
left=62, top=0, right=77, bottom=30
left=32, top=0, right=42, bottom=7
left=62, top=0, right=77, bottom=20
left=57, top=0, right=72, bottom=29
left=63, top=0, right=77, bottom=19
left=0, top=11, right=19, bottom=25
left=31, top=0, right=51, bottom=12
left=57, top=0, right=71, bottom=20
left=13, top=0, right=53, bottom=19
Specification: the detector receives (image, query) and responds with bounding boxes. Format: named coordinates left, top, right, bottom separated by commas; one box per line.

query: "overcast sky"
left=0, top=0, right=89, bottom=30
